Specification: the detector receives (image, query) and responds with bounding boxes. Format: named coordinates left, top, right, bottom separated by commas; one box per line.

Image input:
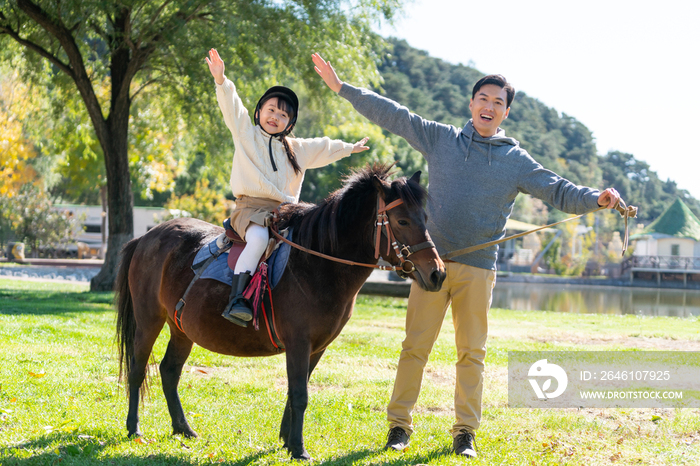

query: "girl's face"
left=258, top=97, right=291, bottom=135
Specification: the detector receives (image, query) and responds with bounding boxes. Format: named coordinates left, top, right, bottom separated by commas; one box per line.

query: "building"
left=54, top=204, right=169, bottom=258
left=625, top=198, right=700, bottom=286
left=497, top=218, right=552, bottom=272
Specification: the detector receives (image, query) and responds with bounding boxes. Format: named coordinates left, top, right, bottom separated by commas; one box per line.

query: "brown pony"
left=115, top=164, right=445, bottom=460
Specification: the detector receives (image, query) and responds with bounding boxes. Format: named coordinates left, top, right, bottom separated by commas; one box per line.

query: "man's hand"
left=351, top=137, right=370, bottom=153
left=312, top=53, right=343, bottom=93
left=597, top=188, right=620, bottom=209
left=206, top=48, right=225, bottom=85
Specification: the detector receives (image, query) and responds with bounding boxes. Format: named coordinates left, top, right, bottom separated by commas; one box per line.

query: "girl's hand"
left=206, top=48, right=225, bottom=85
left=351, top=137, right=370, bottom=153
left=312, top=53, right=343, bottom=93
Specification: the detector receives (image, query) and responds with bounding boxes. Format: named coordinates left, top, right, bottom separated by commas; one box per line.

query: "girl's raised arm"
left=206, top=48, right=226, bottom=85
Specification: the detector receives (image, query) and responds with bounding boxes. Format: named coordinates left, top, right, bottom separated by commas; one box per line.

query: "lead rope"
left=618, top=200, right=638, bottom=255
left=441, top=199, right=638, bottom=261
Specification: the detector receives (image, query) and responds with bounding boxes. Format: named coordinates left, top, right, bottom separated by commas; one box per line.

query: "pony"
left=115, top=164, right=446, bottom=460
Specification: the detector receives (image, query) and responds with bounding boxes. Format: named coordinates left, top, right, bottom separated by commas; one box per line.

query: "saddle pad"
left=191, top=228, right=293, bottom=289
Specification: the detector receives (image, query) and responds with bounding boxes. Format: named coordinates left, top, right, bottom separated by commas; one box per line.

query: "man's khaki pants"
left=387, top=262, right=496, bottom=437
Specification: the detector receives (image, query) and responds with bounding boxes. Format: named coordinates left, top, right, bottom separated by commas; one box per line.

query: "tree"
left=6, top=184, right=83, bottom=257
left=0, top=0, right=402, bottom=290
left=0, top=68, right=38, bottom=197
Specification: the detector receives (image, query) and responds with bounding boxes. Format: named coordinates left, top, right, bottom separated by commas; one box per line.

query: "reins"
left=270, top=196, right=434, bottom=274
left=441, top=199, right=638, bottom=261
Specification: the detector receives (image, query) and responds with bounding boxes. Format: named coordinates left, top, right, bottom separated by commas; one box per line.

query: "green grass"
left=1, top=277, right=699, bottom=465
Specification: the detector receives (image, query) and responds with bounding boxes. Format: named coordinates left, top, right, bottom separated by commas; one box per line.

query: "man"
left=312, top=53, right=620, bottom=459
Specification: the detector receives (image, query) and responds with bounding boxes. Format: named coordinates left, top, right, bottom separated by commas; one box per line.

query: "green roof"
left=635, top=198, right=700, bottom=241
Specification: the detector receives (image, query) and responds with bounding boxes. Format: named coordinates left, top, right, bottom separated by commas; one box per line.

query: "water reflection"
left=492, top=282, right=700, bottom=317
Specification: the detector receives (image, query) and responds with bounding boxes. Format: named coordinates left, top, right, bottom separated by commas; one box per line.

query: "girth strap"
left=175, top=240, right=232, bottom=333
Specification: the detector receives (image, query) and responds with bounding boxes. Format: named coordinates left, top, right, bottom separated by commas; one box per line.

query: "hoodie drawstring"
left=464, top=131, right=474, bottom=162
left=268, top=135, right=277, bottom=172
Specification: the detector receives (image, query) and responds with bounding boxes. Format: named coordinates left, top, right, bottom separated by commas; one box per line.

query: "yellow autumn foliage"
left=0, top=72, right=38, bottom=197
left=0, top=92, right=36, bottom=197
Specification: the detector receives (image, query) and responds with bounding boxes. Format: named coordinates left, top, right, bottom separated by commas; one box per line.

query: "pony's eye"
left=398, top=220, right=409, bottom=226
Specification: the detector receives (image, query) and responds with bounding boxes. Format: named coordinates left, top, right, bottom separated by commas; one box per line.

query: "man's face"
left=258, top=97, right=291, bottom=135
left=469, top=84, right=510, bottom=137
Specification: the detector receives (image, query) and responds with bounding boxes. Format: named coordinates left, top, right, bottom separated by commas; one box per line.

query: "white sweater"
left=216, top=78, right=354, bottom=203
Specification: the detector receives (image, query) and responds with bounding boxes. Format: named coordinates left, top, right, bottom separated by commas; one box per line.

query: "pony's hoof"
left=290, top=449, right=312, bottom=461
left=174, top=428, right=198, bottom=438
left=127, top=429, right=143, bottom=438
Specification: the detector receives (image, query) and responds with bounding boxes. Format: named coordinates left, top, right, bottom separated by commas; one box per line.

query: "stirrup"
left=227, top=298, right=253, bottom=322
left=221, top=300, right=250, bottom=327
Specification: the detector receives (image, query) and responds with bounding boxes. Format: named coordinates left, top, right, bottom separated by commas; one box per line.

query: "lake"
left=492, top=282, right=700, bottom=317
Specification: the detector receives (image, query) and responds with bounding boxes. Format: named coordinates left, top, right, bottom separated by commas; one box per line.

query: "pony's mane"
left=278, top=163, right=427, bottom=254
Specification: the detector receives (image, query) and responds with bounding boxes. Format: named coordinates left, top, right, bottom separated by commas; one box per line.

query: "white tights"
left=234, top=223, right=269, bottom=275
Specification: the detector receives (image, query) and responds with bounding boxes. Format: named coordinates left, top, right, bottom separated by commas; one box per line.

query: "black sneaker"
left=384, top=426, right=410, bottom=451
left=452, top=430, right=477, bottom=458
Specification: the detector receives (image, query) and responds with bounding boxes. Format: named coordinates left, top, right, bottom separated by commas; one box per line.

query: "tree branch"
left=15, top=0, right=108, bottom=147
left=88, top=19, right=107, bottom=41
left=131, top=77, right=160, bottom=99
left=0, top=23, right=73, bottom=77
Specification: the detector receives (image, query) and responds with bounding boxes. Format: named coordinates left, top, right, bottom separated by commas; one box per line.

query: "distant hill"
left=375, top=38, right=700, bottom=225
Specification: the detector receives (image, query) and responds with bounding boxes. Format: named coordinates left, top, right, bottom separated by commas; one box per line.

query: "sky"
left=375, top=0, right=700, bottom=199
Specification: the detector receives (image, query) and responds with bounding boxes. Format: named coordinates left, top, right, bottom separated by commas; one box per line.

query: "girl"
left=206, top=49, right=370, bottom=326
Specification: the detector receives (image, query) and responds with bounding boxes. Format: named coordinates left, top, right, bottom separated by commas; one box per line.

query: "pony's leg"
left=126, top=326, right=164, bottom=437
left=282, top=343, right=320, bottom=461
left=160, top=330, right=197, bottom=437
left=280, top=349, right=326, bottom=449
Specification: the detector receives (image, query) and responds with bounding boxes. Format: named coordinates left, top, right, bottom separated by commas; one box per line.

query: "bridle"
left=270, top=196, right=435, bottom=275
left=373, top=197, right=435, bottom=277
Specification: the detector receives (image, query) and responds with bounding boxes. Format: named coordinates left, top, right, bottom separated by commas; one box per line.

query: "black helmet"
left=254, top=86, right=299, bottom=136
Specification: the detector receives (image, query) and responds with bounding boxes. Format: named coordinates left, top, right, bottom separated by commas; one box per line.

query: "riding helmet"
left=254, top=86, right=299, bottom=136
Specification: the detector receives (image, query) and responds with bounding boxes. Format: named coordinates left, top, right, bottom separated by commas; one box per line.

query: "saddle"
left=175, top=218, right=291, bottom=351
left=221, top=218, right=278, bottom=271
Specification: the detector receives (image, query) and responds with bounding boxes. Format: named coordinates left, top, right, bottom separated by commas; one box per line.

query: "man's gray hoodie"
left=338, top=83, right=602, bottom=270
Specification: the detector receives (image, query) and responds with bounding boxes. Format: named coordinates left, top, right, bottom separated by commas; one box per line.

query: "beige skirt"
left=230, top=196, right=281, bottom=239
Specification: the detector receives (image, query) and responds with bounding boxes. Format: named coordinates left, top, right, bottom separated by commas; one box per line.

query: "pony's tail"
left=115, top=237, right=141, bottom=388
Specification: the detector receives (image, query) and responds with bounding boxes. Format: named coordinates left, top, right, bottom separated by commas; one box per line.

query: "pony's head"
left=280, top=163, right=445, bottom=292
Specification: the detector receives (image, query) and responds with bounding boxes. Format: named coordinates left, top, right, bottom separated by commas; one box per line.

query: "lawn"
left=1, top=278, right=699, bottom=465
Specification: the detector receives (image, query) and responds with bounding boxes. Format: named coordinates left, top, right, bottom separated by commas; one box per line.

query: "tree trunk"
left=89, top=124, right=134, bottom=291
left=100, top=185, right=107, bottom=260
left=90, top=38, right=134, bottom=291
left=89, top=151, right=133, bottom=291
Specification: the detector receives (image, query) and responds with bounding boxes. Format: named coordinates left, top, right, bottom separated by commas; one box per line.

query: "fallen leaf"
left=28, top=371, right=46, bottom=378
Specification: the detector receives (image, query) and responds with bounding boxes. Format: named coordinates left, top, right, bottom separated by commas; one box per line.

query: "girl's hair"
left=256, top=88, right=301, bottom=175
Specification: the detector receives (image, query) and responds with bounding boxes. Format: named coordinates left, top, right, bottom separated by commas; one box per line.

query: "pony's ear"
left=409, top=171, right=422, bottom=184
left=372, top=175, right=387, bottom=200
